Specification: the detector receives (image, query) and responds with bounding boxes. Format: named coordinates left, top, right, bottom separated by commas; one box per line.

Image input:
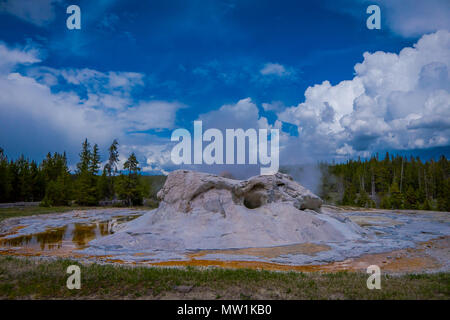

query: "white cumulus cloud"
left=277, top=30, right=450, bottom=159
left=0, top=42, right=183, bottom=168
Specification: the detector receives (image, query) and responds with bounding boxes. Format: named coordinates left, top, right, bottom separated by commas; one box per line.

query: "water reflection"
left=0, top=215, right=140, bottom=252
left=72, top=224, right=96, bottom=247
left=36, top=226, right=66, bottom=250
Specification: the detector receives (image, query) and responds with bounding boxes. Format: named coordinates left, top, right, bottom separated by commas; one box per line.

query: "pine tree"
left=357, top=189, right=374, bottom=208
left=77, top=139, right=91, bottom=174
left=41, top=152, right=72, bottom=206
left=42, top=172, right=72, bottom=206
left=8, top=160, right=20, bottom=202
left=404, top=185, right=418, bottom=209
left=29, top=161, right=42, bottom=201
left=0, top=148, right=12, bottom=202
left=74, top=139, right=98, bottom=205
left=388, top=180, right=403, bottom=209
left=341, top=184, right=356, bottom=206
left=97, top=170, right=109, bottom=201
left=116, top=153, right=144, bottom=206
left=17, top=155, right=32, bottom=201
left=437, top=178, right=450, bottom=211
left=380, top=195, right=391, bottom=209
left=105, top=139, right=119, bottom=199
left=421, top=199, right=432, bottom=211
left=89, top=144, right=101, bottom=175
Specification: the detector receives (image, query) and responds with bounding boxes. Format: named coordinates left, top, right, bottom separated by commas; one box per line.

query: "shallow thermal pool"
left=0, top=209, right=142, bottom=256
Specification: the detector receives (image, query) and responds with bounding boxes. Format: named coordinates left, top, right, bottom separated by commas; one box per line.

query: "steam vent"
left=88, top=170, right=365, bottom=254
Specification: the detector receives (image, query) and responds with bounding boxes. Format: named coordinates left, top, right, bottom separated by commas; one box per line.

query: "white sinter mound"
left=89, top=170, right=366, bottom=252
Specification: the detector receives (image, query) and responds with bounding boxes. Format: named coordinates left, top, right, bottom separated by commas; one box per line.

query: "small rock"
left=174, top=285, right=193, bottom=293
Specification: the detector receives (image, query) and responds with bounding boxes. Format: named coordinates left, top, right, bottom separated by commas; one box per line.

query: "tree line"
left=319, top=153, right=449, bottom=211
left=1, top=145, right=448, bottom=211
left=0, top=139, right=149, bottom=206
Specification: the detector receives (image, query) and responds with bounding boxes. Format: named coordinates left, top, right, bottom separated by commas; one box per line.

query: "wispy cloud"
left=260, top=63, right=290, bottom=77
left=328, top=0, right=450, bottom=38
left=0, top=0, right=62, bottom=26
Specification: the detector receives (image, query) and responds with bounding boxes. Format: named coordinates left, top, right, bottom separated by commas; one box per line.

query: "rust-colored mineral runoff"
left=188, top=243, right=331, bottom=259
left=147, top=236, right=449, bottom=274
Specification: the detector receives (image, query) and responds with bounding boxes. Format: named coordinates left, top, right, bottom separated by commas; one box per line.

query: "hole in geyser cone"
left=243, top=192, right=265, bottom=209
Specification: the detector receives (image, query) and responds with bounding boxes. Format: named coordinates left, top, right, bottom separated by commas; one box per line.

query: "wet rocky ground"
left=0, top=207, right=449, bottom=274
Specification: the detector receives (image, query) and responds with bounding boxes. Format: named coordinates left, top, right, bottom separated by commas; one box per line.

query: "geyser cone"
left=87, top=170, right=366, bottom=254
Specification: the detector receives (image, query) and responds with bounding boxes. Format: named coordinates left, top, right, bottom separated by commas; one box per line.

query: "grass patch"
left=0, top=256, right=448, bottom=300
left=0, top=206, right=84, bottom=222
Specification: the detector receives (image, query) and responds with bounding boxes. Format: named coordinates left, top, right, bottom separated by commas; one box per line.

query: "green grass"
left=0, top=256, right=448, bottom=299
left=0, top=206, right=85, bottom=222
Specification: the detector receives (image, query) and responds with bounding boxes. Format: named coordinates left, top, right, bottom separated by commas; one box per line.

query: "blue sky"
left=0, top=0, right=449, bottom=175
